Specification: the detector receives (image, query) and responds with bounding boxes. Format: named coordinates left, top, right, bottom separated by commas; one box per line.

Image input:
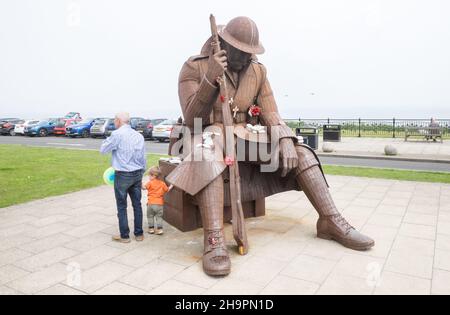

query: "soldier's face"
left=222, top=40, right=252, bottom=72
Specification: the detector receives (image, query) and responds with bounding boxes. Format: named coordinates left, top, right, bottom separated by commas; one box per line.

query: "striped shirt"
left=100, top=124, right=146, bottom=172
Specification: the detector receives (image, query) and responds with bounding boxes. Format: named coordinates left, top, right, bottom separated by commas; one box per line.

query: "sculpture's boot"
left=196, top=176, right=231, bottom=276
left=295, top=160, right=375, bottom=251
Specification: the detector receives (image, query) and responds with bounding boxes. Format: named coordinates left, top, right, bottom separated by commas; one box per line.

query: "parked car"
left=0, top=118, right=24, bottom=136
left=152, top=119, right=177, bottom=142
left=54, top=112, right=83, bottom=135
left=64, top=112, right=83, bottom=121
left=24, top=120, right=56, bottom=137
left=135, top=118, right=167, bottom=140
left=130, top=117, right=145, bottom=130
left=14, top=120, right=40, bottom=135
left=66, top=118, right=103, bottom=138
left=104, top=120, right=116, bottom=137
left=151, top=118, right=167, bottom=126
left=135, top=119, right=153, bottom=139
left=53, top=118, right=68, bottom=136
left=90, top=118, right=114, bottom=138
left=0, top=118, right=20, bottom=125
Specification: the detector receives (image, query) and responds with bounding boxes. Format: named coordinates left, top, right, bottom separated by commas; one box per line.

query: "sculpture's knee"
left=295, top=145, right=320, bottom=174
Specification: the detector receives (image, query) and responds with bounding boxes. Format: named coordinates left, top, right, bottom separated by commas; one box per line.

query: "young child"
left=142, top=166, right=171, bottom=235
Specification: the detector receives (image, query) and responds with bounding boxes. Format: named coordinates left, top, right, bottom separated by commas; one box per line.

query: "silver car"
left=152, top=119, right=177, bottom=142
left=90, top=118, right=114, bottom=138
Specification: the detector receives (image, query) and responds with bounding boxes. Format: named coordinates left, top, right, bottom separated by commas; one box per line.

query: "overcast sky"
left=0, top=0, right=449, bottom=120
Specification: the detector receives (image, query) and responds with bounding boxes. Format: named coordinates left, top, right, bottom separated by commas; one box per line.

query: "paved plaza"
left=1, top=175, right=450, bottom=295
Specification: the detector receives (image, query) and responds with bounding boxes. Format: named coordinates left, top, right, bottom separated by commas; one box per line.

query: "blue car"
left=66, top=118, right=103, bottom=138
left=24, top=120, right=57, bottom=137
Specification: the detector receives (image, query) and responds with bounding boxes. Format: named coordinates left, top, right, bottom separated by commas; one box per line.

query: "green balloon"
left=103, top=167, right=115, bottom=186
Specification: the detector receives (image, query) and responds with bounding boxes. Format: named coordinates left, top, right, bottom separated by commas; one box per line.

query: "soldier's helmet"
left=219, top=16, right=265, bottom=55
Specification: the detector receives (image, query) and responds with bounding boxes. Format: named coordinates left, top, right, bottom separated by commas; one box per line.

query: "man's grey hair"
left=115, top=112, right=130, bottom=124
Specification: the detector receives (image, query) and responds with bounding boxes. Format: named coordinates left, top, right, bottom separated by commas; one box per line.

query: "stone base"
left=159, top=160, right=266, bottom=232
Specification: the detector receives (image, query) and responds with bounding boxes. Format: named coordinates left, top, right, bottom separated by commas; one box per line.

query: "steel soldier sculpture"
left=167, top=16, right=375, bottom=276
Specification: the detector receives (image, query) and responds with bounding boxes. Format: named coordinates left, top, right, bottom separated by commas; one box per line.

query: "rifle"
left=209, top=14, right=249, bottom=255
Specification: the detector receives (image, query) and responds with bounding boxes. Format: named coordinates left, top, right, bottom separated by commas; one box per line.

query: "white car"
left=152, top=119, right=177, bottom=142
left=14, top=120, right=40, bottom=135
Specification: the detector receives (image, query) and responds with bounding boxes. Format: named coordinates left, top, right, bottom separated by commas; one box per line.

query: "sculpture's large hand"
left=280, top=138, right=299, bottom=177
left=206, top=50, right=227, bottom=84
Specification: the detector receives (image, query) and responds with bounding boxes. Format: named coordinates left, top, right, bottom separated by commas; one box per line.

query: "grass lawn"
left=1, top=144, right=449, bottom=208
left=0, top=145, right=164, bottom=208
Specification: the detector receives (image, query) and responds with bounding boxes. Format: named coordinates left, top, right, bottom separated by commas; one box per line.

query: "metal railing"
left=284, top=118, right=450, bottom=139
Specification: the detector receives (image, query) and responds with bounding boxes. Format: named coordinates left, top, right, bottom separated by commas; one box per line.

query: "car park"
left=0, top=114, right=172, bottom=140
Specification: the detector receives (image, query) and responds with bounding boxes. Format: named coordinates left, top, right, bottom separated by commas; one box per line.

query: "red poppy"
left=208, top=236, right=219, bottom=246
left=248, top=105, right=261, bottom=117
left=224, top=156, right=234, bottom=166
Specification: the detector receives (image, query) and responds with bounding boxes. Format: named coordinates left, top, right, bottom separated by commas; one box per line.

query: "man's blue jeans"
left=114, top=169, right=144, bottom=239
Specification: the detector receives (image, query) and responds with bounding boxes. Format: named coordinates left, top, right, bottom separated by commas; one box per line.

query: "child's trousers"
left=147, top=204, right=164, bottom=229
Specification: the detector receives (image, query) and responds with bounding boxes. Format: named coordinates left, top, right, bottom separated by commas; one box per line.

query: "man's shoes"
left=148, top=228, right=155, bottom=234
left=112, top=235, right=131, bottom=243
left=317, top=214, right=375, bottom=251
left=135, top=235, right=144, bottom=242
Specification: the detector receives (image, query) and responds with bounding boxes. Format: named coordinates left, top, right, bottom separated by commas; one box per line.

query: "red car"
left=0, top=118, right=24, bottom=136
left=53, top=112, right=82, bottom=135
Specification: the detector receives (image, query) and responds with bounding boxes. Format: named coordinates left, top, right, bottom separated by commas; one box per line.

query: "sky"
left=0, top=0, right=449, bottom=120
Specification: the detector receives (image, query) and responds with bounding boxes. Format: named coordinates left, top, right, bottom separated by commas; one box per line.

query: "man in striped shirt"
left=100, top=112, right=146, bottom=243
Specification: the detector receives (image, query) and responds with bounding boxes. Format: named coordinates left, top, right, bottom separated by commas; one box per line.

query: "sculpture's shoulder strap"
left=189, top=54, right=209, bottom=62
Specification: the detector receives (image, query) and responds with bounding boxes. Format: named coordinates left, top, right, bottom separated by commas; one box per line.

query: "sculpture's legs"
left=295, top=147, right=375, bottom=251
left=196, top=175, right=231, bottom=276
